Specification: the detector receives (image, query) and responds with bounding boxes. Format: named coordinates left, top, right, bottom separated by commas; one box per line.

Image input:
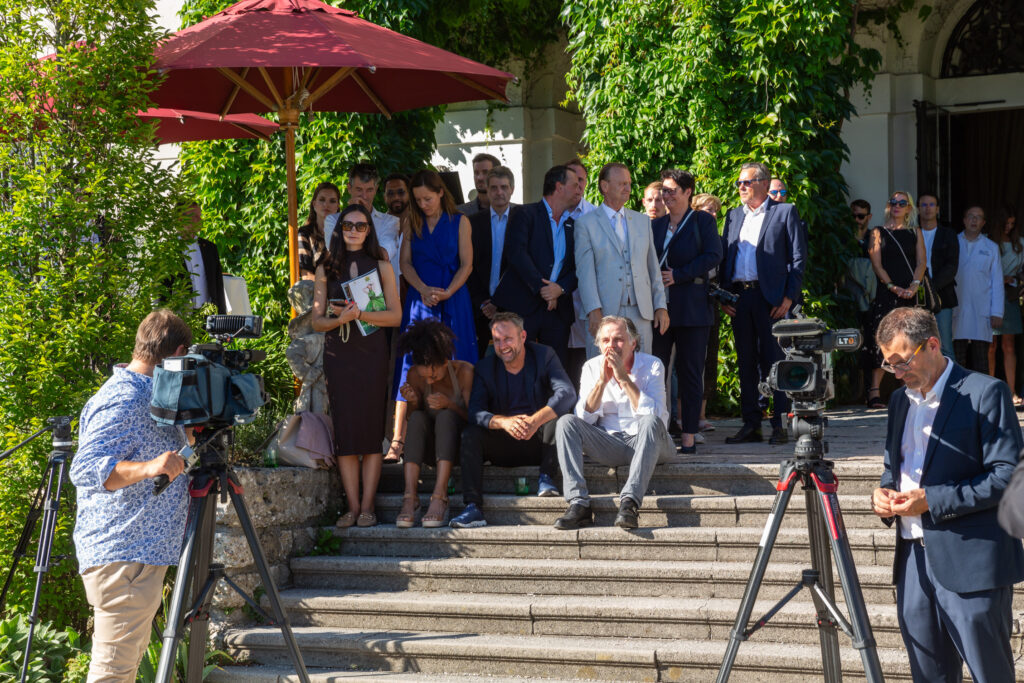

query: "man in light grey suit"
left=574, top=162, right=669, bottom=356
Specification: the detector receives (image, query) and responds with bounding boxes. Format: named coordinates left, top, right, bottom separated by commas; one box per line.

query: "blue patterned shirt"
left=71, top=366, right=189, bottom=572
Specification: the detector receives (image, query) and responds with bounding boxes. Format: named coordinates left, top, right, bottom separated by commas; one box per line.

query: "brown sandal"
left=395, top=494, right=421, bottom=529
left=335, top=511, right=357, bottom=528
left=421, top=494, right=449, bottom=528
left=384, top=439, right=404, bottom=463
left=356, top=511, right=377, bottom=527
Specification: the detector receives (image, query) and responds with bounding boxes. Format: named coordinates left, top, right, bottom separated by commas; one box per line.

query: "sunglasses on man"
left=768, top=189, right=788, bottom=198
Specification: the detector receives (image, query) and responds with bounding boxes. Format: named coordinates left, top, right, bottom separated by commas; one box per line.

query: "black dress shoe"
left=725, top=425, right=763, bottom=444
left=554, top=503, right=594, bottom=530
left=769, top=427, right=789, bottom=445
left=678, top=444, right=697, bottom=455
left=614, top=498, right=639, bottom=529
left=668, top=419, right=682, bottom=437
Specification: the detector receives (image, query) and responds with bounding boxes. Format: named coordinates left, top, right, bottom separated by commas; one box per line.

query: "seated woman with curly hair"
left=395, top=320, right=474, bottom=528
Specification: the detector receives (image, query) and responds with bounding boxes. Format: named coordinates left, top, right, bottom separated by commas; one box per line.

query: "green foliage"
left=0, top=613, right=84, bottom=682
left=176, top=0, right=562, bottom=410
left=0, top=0, right=191, bottom=630
left=306, top=527, right=344, bottom=557
left=563, top=0, right=885, bottom=406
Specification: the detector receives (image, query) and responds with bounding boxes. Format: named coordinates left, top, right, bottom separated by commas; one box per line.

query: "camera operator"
left=70, top=309, right=193, bottom=683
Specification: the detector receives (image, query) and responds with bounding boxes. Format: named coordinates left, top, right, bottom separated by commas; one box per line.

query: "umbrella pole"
left=283, top=108, right=300, bottom=287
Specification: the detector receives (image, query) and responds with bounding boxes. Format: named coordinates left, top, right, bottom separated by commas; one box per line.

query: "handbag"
left=263, top=412, right=334, bottom=469
left=883, top=227, right=941, bottom=313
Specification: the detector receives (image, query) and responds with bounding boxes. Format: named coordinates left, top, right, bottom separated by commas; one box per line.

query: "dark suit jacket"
left=927, top=224, right=959, bottom=310
left=469, top=342, right=577, bottom=428
left=880, top=362, right=1024, bottom=593
left=467, top=205, right=519, bottom=311
left=492, top=200, right=577, bottom=325
left=719, top=199, right=806, bottom=307
left=164, top=237, right=227, bottom=314
left=652, top=209, right=723, bottom=327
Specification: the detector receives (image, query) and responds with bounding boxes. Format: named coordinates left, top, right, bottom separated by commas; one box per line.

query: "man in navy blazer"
left=872, top=307, right=1024, bottom=682
left=492, top=165, right=579, bottom=368
left=468, top=166, right=519, bottom=358
left=451, top=312, right=576, bottom=528
left=719, top=162, right=806, bottom=445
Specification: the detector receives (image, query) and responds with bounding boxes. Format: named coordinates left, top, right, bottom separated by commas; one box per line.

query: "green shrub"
left=0, top=613, right=84, bottom=683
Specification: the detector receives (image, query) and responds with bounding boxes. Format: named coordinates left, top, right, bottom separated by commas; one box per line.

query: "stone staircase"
left=208, top=412, right=1024, bottom=682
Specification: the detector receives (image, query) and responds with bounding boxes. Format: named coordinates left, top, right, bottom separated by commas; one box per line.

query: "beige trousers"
left=80, top=561, right=167, bottom=683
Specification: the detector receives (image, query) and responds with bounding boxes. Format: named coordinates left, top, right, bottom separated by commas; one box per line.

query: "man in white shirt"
left=953, top=206, right=1003, bottom=372
left=326, top=163, right=401, bottom=281
left=872, top=307, right=1023, bottom=682
left=553, top=316, right=674, bottom=530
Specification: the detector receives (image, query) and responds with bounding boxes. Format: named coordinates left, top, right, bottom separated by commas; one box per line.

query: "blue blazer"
left=467, top=206, right=519, bottom=311
left=651, top=209, right=723, bottom=327
left=880, top=362, right=1024, bottom=593
left=468, top=342, right=577, bottom=428
left=492, top=200, right=577, bottom=326
left=719, top=200, right=806, bottom=307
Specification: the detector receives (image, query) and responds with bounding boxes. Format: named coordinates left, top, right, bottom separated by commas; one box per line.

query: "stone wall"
left=207, top=466, right=341, bottom=642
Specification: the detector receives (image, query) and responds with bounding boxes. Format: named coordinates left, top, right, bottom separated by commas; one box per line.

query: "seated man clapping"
left=449, top=312, right=576, bottom=528
left=554, top=315, right=674, bottom=530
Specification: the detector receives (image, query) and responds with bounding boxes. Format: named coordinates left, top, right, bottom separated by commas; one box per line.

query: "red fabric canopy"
left=139, top=108, right=278, bottom=143
left=152, top=0, right=514, bottom=116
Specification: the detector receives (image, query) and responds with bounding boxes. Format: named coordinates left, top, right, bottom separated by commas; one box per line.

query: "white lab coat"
left=953, top=234, right=1004, bottom=342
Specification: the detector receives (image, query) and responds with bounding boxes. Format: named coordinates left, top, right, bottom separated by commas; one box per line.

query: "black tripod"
left=0, top=416, right=74, bottom=683
left=155, top=427, right=309, bottom=683
left=716, top=412, right=884, bottom=683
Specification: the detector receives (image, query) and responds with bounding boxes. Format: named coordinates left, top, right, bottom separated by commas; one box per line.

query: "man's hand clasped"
left=872, top=487, right=929, bottom=518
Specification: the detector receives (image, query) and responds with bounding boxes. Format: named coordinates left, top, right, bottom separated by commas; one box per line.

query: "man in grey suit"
left=574, top=162, right=669, bottom=356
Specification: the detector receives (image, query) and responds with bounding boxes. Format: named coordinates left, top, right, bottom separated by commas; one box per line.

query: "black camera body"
left=709, top=283, right=739, bottom=306
left=761, top=318, right=861, bottom=409
left=150, top=316, right=267, bottom=428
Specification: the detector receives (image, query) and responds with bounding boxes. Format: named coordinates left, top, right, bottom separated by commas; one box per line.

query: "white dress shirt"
left=574, top=351, right=668, bottom=435
left=898, top=357, right=953, bottom=539
left=184, top=240, right=209, bottom=310
left=733, top=201, right=768, bottom=282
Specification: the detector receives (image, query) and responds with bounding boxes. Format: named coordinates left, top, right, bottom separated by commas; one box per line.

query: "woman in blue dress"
left=388, top=170, right=476, bottom=462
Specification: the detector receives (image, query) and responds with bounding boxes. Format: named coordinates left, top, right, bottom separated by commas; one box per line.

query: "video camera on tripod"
left=760, top=317, right=861, bottom=409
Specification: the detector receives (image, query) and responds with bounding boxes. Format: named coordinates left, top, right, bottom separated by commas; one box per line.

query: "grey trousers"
left=555, top=413, right=674, bottom=507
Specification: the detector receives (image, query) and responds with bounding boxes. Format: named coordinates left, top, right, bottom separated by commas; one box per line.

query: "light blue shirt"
left=543, top=198, right=569, bottom=282
left=71, top=366, right=189, bottom=572
left=489, top=205, right=510, bottom=296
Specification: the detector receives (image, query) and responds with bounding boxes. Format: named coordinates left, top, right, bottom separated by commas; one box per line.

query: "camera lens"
left=778, top=361, right=815, bottom=392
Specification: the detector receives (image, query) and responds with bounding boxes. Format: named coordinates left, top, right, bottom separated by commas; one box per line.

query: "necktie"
left=614, top=212, right=626, bottom=246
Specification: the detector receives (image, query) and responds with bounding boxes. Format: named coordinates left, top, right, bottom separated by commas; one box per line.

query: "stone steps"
left=217, top=626, right=925, bottom=681
left=367, top=492, right=880, bottom=529
left=329, top=524, right=897, bottom=566
left=275, top=588, right=918, bottom=649
left=377, top=460, right=885, bottom=497
left=208, top=669, right=586, bottom=683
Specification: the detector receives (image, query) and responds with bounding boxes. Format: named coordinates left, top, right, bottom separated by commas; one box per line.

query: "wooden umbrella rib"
left=229, top=122, right=272, bottom=141
left=351, top=72, right=391, bottom=119
left=306, top=66, right=355, bottom=107
left=216, top=67, right=279, bottom=111
left=444, top=71, right=506, bottom=102
left=258, top=67, right=285, bottom=110
left=219, top=66, right=250, bottom=117
left=299, top=66, right=320, bottom=93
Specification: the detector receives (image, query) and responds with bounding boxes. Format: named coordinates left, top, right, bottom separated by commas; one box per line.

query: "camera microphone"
left=152, top=444, right=197, bottom=496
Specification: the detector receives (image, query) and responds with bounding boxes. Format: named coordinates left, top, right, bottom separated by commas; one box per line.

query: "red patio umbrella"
left=139, top=108, right=278, bottom=143
left=150, top=0, right=514, bottom=285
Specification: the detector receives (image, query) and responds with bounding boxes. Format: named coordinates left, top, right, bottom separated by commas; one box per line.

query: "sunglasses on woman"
left=341, top=221, right=370, bottom=232
left=888, top=199, right=909, bottom=208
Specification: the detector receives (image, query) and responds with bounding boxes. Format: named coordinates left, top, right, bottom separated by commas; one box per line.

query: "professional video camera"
left=760, top=318, right=861, bottom=410
left=150, top=315, right=267, bottom=427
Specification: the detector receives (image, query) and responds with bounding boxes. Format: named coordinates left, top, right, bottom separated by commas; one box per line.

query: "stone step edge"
left=208, top=667, right=586, bottom=683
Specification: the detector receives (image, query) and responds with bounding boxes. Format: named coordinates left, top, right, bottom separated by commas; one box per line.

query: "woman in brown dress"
left=312, top=203, right=402, bottom=528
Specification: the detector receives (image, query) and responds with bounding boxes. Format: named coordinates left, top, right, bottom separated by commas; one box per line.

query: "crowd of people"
left=291, top=157, right=808, bottom=530
left=847, top=192, right=1023, bottom=408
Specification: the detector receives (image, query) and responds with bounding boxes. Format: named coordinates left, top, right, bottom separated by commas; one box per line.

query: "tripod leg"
left=715, top=464, right=798, bottom=683
left=805, top=482, right=843, bottom=682
left=810, top=472, right=885, bottom=683
left=19, top=455, right=66, bottom=683
left=226, top=478, right=310, bottom=683
left=156, top=491, right=214, bottom=683
left=185, top=485, right=217, bottom=683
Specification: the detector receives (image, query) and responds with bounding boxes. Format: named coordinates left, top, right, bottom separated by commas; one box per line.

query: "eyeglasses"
left=880, top=342, right=924, bottom=374
left=660, top=186, right=679, bottom=196
left=888, top=199, right=909, bottom=208
left=918, top=202, right=936, bottom=208
left=735, top=177, right=766, bottom=188
left=852, top=212, right=868, bottom=220
left=768, top=189, right=788, bottom=198
left=341, top=221, right=370, bottom=232
left=965, top=213, right=984, bottom=221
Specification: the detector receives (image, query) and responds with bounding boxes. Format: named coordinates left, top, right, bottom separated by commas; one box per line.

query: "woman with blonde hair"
left=864, top=190, right=926, bottom=408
